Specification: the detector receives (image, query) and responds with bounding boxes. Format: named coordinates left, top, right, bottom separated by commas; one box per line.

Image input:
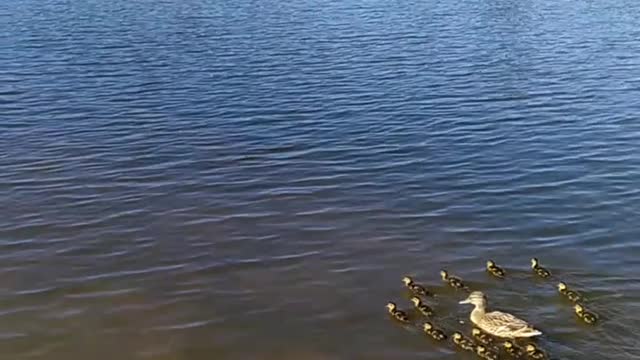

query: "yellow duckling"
left=410, top=296, right=434, bottom=317
left=475, top=345, right=499, bottom=360
left=558, top=282, right=582, bottom=302
left=440, top=269, right=467, bottom=290
left=402, top=276, right=433, bottom=297
left=574, top=304, right=598, bottom=325
left=525, top=343, right=548, bottom=360
left=471, top=328, right=494, bottom=346
left=452, top=331, right=474, bottom=352
left=422, top=322, right=447, bottom=341
left=531, top=258, right=551, bottom=278
left=486, top=260, right=505, bottom=278
left=503, top=340, right=524, bottom=358
left=386, top=302, right=410, bottom=323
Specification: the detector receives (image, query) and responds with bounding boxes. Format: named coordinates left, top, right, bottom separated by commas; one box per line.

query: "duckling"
left=531, top=258, right=551, bottom=278
left=422, top=322, right=447, bottom=341
left=410, top=296, right=434, bottom=317
left=486, top=260, right=505, bottom=278
left=452, top=331, right=475, bottom=352
left=475, top=345, right=499, bottom=360
left=525, top=343, right=548, bottom=360
left=386, top=302, right=410, bottom=323
left=503, top=340, right=524, bottom=358
left=574, top=304, right=598, bottom=325
left=440, top=269, right=467, bottom=290
left=557, top=282, right=582, bottom=302
left=402, top=276, right=433, bottom=297
left=472, top=328, right=494, bottom=347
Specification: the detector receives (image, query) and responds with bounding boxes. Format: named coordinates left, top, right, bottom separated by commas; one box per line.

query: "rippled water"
left=2, top=0, right=640, bottom=358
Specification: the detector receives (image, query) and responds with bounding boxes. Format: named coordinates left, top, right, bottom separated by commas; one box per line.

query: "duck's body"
left=440, top=270, right=467, bottom=290
left=386, top=302, right=410, bottom=323
left=423, top=322, right=447, bottom=341
left=410, top=296, right=433, bottom=317
left=471, top=328, right=494, bottom=347
left=402, top=276, right=432, bottom=297
left=503, top=341, right=524, bottom=358
left=526, top=344, right=548, bottom=360
left=460, top=292, right=542, bottom=338
left=452, top=331, right=475, bottom=352
left=558, top=282, right=582, bottom=303
left=486, top=260, right=505, bottom=278
left=475, top=345, right=499, bottom=360
left=531, top=258, right=551, bottom=278
left=574, top=304, right=597, bottom=325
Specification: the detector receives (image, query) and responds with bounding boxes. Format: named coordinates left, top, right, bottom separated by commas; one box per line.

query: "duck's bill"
left=459, top=299, right=471, bottom=304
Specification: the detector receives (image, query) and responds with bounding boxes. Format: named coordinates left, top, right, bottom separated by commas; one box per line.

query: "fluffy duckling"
left=525, top=343, right=548, bottom=360
left=558, top=282, right=582, bottom=302
left=440, top=269, right=467, bottom=290
left=486, top=260, right=505, bottom=278
left=475, top=345, right=499, bottom=360
left=402, top=276, right=433, bottom=297
left=386, top=302, right=410, bottom=323
left=423, top=322, right=447, bottom=341
left=574, top=304, right=598, bottom=325
left=472, top=328, right=494, bottom=346
left=531, top=258, right=551, bottom=278
left=410, top=296, right=434, bottom=317
left=503, top=340, right=524, bottom=358
left=452, top=331, right=475, bottom=352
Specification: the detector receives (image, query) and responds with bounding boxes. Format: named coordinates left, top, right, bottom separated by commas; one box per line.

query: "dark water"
left=2, top=0, right=640, bottom=358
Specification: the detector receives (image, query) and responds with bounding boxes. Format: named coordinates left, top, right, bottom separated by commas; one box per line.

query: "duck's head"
left=460, top=291, right=486, bottom=306
left=423, top=322, right=433, bottom=331
left=440, top=270, right=448, bottom=280
left=472, top=328, right=481, bottom=336
left=504, top=341, right=514, bottom=349
left=558, top=282, right=567, bottom=291
left=476, top=345, right=487, bottom=353
left=386, top=302, right=396, bottom=311
left=486, top=260, right=496, bottom=268
left=452, top=332, right=462, bottom=340
left=410, top=296, right=421, bottom=306
left=531, top=258, right=539, bottom=268
left=574, top=304, right=584, bottom=313
left=402, top=276, right=413, bottom=285
left=525, top=344, right=538, bottom=353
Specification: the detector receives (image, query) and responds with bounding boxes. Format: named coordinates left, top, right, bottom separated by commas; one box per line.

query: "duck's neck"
left=470, top=304, right=486, bottom=324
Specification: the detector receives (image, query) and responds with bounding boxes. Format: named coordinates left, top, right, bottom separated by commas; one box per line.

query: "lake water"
left=2, top=0, right=640, bottom=359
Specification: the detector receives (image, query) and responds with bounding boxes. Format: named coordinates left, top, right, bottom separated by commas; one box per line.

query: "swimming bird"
left=402, top=276, right=432, bottom=297
left=452, top=331, right=475, bottom=351
left=471, top=328, right=494, bottom=346
left=574, top=304, right=598, bottom=325
left=525, top=343, right=548, bottom=359
left=440, top=270, right=467, bottom=290
left=460, top=291, right=542, bottom=338
left=386, top=302, right=410, bottom=323
left=422, top=322, right=447, bottom=340
left=475, top=345, right=499, bottom=360
left=503, top=340, right=524, bottom=358
left=531, top=258, right=551, bottom=278
left=486, top=260, right=505, bottom=278
left=410, top=296, right=434, bottom=317
left=558, top=282, right=582, bottom=302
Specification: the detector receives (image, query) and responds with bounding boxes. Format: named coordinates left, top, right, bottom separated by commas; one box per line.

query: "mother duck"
left=459, top=291, right=542, bottom=338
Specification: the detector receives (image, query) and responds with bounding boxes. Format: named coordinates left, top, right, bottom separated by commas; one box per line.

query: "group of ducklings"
left=529, top=258, right=599, bottom=325
left=490, top=258, right=598, bottom=325
left=386, top=258, right=600, bottom=359
left=388, top=275, right=549, bottom=359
